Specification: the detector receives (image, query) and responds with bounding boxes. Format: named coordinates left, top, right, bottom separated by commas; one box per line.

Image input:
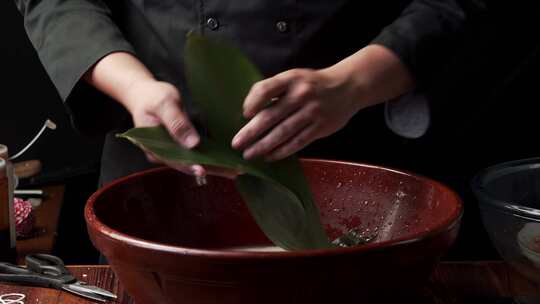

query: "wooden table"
left=0, top=262, right=538, bottom=303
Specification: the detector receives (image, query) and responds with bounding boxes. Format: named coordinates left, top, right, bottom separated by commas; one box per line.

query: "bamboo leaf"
left=118, top=34, right=331, bottom=250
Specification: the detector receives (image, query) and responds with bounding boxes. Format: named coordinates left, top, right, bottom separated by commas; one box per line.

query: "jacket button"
left=276, top=21, right=288, bottom=33
left=206, top=18, right=220, bottom=31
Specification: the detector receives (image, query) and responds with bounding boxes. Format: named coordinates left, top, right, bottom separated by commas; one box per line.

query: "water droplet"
left=396, top=190, right=406, bottom=199
left=364, top=200, right=369, bottom=205
left=337, top=182, right=343, bottom=188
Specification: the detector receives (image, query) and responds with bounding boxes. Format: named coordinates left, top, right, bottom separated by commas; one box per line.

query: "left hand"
left=231, top=68, right=364, bottom=161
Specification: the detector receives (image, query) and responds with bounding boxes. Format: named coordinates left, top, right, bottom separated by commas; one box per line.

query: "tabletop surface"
left=0, top=262, right=538, bottom=304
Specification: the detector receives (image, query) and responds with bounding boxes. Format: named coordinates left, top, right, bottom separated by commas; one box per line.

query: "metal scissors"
left=0, top=254, right=117, bottom=302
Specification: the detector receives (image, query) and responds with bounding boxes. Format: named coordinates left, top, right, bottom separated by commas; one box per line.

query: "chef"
left=13, top=0, right=470, bottom=186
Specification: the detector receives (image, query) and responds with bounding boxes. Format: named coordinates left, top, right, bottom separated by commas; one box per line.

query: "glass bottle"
left=0, top=145, right=17, bottom=262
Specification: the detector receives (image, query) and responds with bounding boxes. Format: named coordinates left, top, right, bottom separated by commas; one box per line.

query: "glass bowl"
left=472, top=158, right=540, bottom=299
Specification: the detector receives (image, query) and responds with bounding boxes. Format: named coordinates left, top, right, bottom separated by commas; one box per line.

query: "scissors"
left=0, top=254, right=117, bottom=302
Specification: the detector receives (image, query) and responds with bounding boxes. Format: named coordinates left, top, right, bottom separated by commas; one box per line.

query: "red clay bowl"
left=85, top=159, right=462, bottom=303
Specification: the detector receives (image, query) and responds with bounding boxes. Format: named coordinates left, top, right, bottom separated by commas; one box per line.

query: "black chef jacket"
left=14, top=1, right=466, bottom=185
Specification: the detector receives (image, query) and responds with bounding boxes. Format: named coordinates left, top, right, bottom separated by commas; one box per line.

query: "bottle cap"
left=0, top=159, right=5, bottom=178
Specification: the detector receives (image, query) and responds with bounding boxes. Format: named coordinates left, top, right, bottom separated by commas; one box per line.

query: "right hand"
left=121, top=78, right=237, bottom=179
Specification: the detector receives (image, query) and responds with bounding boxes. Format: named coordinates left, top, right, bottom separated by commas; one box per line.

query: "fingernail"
left=184, top=134, right=199, bottom=149
left=191, top=165, right=205, bottom=177
left=243, top=108, right=254, bottom=118
left=231, top=136, right=241, bottom=149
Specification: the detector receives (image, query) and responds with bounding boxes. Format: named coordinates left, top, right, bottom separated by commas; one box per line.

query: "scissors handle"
left=0, top=259, right=116, bottom=302
left=26, top=254, right=73, bottom=278
left=0, top=262, right=33, bottom=275
left=0, top=262, right=68, bottom=289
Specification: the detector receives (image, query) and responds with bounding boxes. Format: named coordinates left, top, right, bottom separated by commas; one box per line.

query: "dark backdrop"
left=0, top=1, right=104, bottom=183
left=1, top=1, right=104, bottom=263
left=1, top=1, right=540, bottom=262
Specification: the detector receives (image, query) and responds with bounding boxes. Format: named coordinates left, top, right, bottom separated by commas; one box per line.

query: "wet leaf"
left=118, top=34, right=331, bottom=250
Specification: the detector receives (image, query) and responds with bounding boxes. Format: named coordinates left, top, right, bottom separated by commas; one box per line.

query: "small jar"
left=0, top=145, right=17, bottom=189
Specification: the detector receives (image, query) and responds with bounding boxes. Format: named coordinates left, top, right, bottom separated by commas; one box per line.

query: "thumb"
left=157, top=99, right=200, bottom=149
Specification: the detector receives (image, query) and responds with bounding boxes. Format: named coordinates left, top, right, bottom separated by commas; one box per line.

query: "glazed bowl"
left=472, top=158, right=540, bottom=285
left=85, top=159, right=463, bottom=303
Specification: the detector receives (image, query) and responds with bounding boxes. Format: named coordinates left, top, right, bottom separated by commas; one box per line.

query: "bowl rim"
left=472, top=157, right=540, bottom=220
left=85, top=158, right=463, bottom=260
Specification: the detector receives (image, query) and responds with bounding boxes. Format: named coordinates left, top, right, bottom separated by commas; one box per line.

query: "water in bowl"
left=225, top=226, right=378, bottom=252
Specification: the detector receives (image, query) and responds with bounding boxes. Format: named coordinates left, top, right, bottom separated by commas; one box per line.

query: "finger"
left=233, top=80, right=314, bottom=149
left=232, top=99, right=300, bottom=150
left=157, top=99, right=200, bottom=149
left=265, top=123, right=320, bottom=161
left=163, top=160, right=206, bottom=177
left=190, top=164, right=206, bottom=177
left=167, top=162, right=237, bottom=180
left=243, top=70, right=301, bottom=118
left=145, top=153, right=161, bottom=164
left=242, top=109, right=312, bottom=160
left=134, top=114, right=160, bottom=127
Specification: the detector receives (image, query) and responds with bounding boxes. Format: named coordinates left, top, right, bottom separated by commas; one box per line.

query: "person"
left=13, top=0, right=468, bottom=186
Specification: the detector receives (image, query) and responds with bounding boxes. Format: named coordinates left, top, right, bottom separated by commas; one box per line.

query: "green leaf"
left=118, top=34, right=331, bottom=250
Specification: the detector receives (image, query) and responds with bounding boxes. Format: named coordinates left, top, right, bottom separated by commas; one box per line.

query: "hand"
left=231, top=68, right=364, bottom=161
left=231, top=45, right=415, bottom=161
left=85, top=52, right=242, bottom=178
left=123, top=79, right=237, bottom=179
left=122, top=79, right=201, bottom=175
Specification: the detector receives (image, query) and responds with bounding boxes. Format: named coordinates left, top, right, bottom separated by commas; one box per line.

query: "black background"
left=2, top=1, right=540, bottom=263
left=1, top=1, right=103, bottom=262
left=0, top=1, right=103, bottom=179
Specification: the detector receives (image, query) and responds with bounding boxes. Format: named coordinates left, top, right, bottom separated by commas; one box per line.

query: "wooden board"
left=425, top=262, right=539, bottom=301
left=0, top=266, right=131, bottom=304
left=0, top=262, right=537, bottom=303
